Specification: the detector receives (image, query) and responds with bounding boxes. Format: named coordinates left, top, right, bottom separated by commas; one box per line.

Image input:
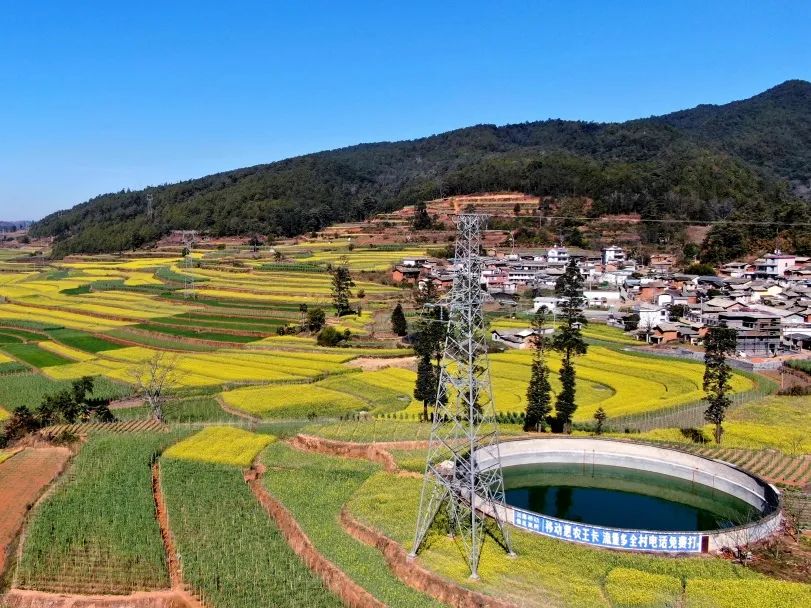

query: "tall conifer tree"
left=551, top=258, right=588, bottom=431
left=524, top=309, right=552, bottom=432
left=703, top=326, right=738, bottom=444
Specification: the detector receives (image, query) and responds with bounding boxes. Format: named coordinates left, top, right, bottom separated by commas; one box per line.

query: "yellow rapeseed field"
left=37, top=341, right=96, bottom=362
left=163, top=426, right=274, bottom=467
left=221, top=383, right=367, bottom=417
left=0, top=303, right=129, bottom=331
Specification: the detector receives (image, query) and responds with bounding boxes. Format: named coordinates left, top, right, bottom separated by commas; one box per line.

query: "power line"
left=534, top=215, right=811, bottom=227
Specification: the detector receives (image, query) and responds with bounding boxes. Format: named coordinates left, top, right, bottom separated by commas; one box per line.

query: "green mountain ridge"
left=31, top=80, right=811, bottom=259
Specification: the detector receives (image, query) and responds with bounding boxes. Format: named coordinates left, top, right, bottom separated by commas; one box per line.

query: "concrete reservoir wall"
left=475, top=437, right=782, bottom=553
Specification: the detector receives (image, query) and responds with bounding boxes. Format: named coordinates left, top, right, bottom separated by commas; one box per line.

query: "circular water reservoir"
left=503, top=463, right=754, bottom=532
left=475, top=438, right=782, bottom=552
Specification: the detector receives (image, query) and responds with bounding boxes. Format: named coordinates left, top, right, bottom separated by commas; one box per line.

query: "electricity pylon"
left=409, top=213, right=514, bottom=580
left=182, top=231, right=195, bottom=299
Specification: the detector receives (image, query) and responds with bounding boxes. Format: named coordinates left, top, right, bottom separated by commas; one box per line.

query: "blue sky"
left=1, top=1, right=809, bottom=219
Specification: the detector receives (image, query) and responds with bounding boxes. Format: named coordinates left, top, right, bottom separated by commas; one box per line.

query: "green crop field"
left=0, top=360, right=28, bottom=375
left=113, top=396, right=242, bottom=423
left=132, top=322, right=264, bottom=343
left=0, top=342, right=73, bottom=367
left=17, top=432, right=185, bottom=594
left=0, top=373, right=130, bottom=411
left=45, top=328, right=126, bottom=353
left=261, top=443, right=443, bottom=607
left=161, top=456, right=344, bottom=608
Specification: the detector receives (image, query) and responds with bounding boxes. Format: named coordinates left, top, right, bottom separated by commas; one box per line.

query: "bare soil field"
left=0, top=448, right=71, bottom=577
left=345, top=355, right=416, bottom=372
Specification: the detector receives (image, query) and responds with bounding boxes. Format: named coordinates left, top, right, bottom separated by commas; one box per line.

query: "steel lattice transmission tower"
left=409, top=213, right=514, bottom=579
left=182, top=231, right=195, bottom=299
left=145, top=192, right=154, bottom=220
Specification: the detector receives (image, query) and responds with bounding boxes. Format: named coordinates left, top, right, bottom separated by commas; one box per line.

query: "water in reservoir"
left=503, top=463, right=758, bottom=532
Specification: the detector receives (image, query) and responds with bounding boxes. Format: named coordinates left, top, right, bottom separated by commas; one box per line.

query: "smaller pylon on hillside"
left=182, top=231, right=196, bottom=299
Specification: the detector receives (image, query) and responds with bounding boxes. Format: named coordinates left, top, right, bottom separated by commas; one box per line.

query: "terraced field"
left=16, top=433, right=184, bottom=594
left=161, top=456, right=343, bottom=608
left=0, top=249, right=806, bottom=608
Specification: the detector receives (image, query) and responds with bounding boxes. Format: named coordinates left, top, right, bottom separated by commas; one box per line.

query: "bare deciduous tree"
left=128, top=352, right=181, bottom=422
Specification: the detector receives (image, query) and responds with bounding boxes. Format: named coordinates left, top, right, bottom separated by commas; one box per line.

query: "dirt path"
left=108, top=397, right=145, bottom=411
left=0, top=447, right=71, bottom=578
left=1, top=588, right=194, bottom=608
left=345, top=356, right=416, bottom=372
left=151, top=463, right=207, bottom=608
left=214, top=396, right=259, bottom=423
left=290, top=434, right=425, bottom=476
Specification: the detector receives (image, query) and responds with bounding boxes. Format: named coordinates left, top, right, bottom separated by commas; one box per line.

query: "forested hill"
left=32, top=80, right=811, bottom=259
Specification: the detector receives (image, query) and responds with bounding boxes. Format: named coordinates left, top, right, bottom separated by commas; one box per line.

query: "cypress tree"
left=593, top=407, right=607, bottom=435
left=391, top=303, right=408, bottom=336
left=703, top=326, right=738, bottom=444
left=524, top=309, right=552, bottom=432
left=551, top=258, right=588, bottom=432
left=331, top=260, right=355, bottom=316
left=414, top=355, right=437, bottom=422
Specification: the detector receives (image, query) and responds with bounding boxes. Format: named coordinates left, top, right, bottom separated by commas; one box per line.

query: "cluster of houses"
left=392, top=247, right=811, bottom=358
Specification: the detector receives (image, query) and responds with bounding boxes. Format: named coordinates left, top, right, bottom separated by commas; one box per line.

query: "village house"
left=649, top=253, right=677, bottom=272
left=391, top=264, right=422, bottom=284
left=601, top=245, right=626, bottom=266
left=491, top=327, right=554, bottom=349
left=754, top=251, right=796, bottom=278
left=719, top=261, right=752, bottom=278
left=634, top=304, right=669, bottom=329
left=546, top=246, right=569, bottom=266
left=718, top=310, right=782, bottom=356
left=783, top=330, right=811, bottom=351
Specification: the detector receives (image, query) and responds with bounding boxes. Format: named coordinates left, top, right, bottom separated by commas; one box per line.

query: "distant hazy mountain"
left=31, top=80, right=811, bottom=258
left=0, top=220, right=32, bottom=230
